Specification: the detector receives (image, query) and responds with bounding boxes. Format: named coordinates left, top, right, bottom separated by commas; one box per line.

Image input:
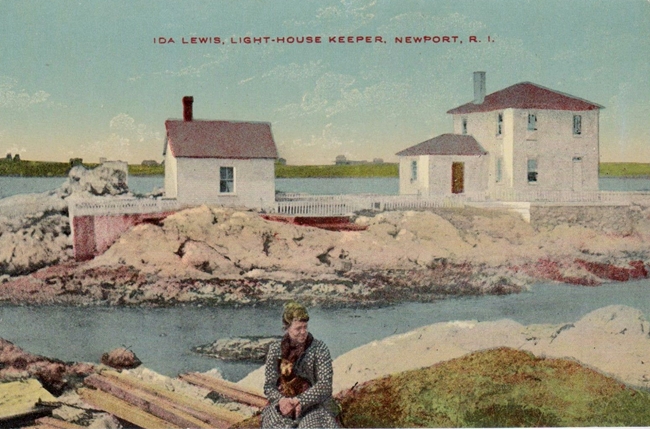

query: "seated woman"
left=261, top=301, right=339, bottom=428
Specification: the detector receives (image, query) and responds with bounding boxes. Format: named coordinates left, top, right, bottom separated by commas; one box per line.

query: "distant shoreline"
left=0, top=160, right=649, bottom=178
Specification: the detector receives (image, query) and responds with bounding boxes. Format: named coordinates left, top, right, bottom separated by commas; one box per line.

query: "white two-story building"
left=398, top=72, right=603, bottom=199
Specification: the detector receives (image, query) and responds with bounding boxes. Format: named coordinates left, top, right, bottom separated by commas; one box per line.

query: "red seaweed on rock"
left=523, top=258, right=599, bottom=286
left=575, top=259, right=648, bottom=282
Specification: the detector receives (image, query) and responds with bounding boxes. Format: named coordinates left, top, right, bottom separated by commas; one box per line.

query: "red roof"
left=396, top=134, right=487, bottom=157
left=165, top=120, right=278, bottom=159
left=447, top=82, right=603, bottom=114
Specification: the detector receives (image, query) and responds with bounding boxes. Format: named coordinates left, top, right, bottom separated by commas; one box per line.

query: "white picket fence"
left=271, top=194, right=473, bottom=216
left=67, top=189, right=648, bottom=219
left=490, top=188, right=634, bottom=204
left=68, top=197, right=183, bottom=217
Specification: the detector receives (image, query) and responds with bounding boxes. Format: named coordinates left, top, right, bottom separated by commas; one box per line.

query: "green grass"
left=337, top=348, right=650, bottom=427
left=0, top=160, right=73, bottom=177
left=128, top=164, right=164, bottom=176
left=0, top=159, right=163, bottom=177
left=600, top=162, right=650, bottom=177
left=275, top=163, right=399, bottom=178
left=3, top=159, right=650, bottom=179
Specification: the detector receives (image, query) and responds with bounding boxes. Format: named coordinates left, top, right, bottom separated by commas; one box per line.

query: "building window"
left=527, top=113, right=537, bottom=131
left=462, top=118, right=468, bottom=135
left=410, top=160, right=417, bottom=182
left=496, top=157, right=503, bottom=183
left=497, top=113, right=503, bottom=136
left=527, top=159, right=538, bottom=183
left=220, top=166, right=234, bottom=193
left=573, top=115, right=582, bottom=135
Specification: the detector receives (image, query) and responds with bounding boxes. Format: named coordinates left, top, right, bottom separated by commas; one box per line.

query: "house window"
left=527, top=159, right=538, bottom=183
left=527, top=113, right=537, bottom=131
left=462, top=118, right=468, bottom=135
left=220, top=166, right=234, bottom=193
left=497, top=113, right=503, bottom=136
left=496, top=157, right=503, bottom=183
left=573, top=115, right=582, bottom=135
left=410, top=160, right=417, bottom=182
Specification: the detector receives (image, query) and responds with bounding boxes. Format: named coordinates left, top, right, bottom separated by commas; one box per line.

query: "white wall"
left=164, top=149, right=178, bottom=198
left=170, top=157, right=276, bottom=209
left=427, top=155, right=487, bottom=195
left=511, top=109, right=599, bottom=192
left=453, top=108, right=599, bottom=194
left=399, top=154, right=487, bottom=196
left=399, top=156, right=429, bottom=195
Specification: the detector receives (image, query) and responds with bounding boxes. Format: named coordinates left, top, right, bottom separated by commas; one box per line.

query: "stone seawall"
left=530, top=204, right=638, bottom=234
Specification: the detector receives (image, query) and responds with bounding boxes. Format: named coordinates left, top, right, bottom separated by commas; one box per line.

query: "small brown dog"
left=277, top=358, right=311, bottom=418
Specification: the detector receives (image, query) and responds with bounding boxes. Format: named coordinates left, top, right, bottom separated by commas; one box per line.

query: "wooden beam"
left=84, top=374, right=214, bottom=429
left=100, top=370, right=246, bottom=426
left=78, top=388, right=182, bottom=429
left=179, top=373, right=268, bottom=409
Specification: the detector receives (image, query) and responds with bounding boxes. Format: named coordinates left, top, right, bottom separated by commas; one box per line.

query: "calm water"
left=0, top=281, right=648, bottom=381
left=1, top=176, right=649, bottom=199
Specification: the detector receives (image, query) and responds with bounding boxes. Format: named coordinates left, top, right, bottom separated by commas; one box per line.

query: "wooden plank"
left=0, top=407, right=54, bottom=429
left=85, top=374, right=213, bottom=429
left=78, top=388, right=181, bottom=429
left=0, top=379, right=57, bottom=419
left=100, top=370, right=245, bottom=426
left=36, top=417, right=86, bottom=429
left=179, top=373, right=268, bottom=408
left=185, top=373, right=265, bottom=399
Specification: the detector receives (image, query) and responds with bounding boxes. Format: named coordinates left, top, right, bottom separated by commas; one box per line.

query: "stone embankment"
left=1, top=202, right=649, bottom=306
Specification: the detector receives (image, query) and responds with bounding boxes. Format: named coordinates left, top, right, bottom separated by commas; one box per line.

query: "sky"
left=1, top=0, right=649, bottom=165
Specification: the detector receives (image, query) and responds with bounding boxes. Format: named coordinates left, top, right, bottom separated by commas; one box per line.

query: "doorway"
left=572, top=157, right=583, bottom=191
left=452, top=162, right=464, bottom=194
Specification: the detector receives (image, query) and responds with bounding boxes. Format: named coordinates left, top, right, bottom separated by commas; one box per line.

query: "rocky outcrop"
left=0, top=163, right=135, bottom=278
left=1, top=192, right=650, bottom=306
left=237, top=305, right=650, bottom=394
left=100, top=347, right=142, bottom=370
left=61, top=164, right=129, bottom=197
left=0, top=338, right=95, bottom=394
left=193, top=337, right=280, bottom=362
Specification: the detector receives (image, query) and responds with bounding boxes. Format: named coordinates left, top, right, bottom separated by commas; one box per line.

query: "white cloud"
left=277, top=71, right=410, bottom=118
left=296, top=122, right=344, bottom=149
left=110, top=113, right=137, bottom=131
left=3, top=144, right=27, bottom=157
left=385, top=11, right=486, bottom=34
left=238, top=76, right=255, bottom=85
left=277, top=72, right=354, bottom=117
left=82, top=114, right=162, bottom=160
left=0, top=76, right=51, bottom=109
left=316, top=0, right=377, bottom=31
left=263, top=60, right=325, bottom=81
left=282, top=0, right=377, bottom=34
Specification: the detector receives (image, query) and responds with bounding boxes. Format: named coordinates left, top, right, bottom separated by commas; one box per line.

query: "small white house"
left=398, top=72, right=603, bottom=198
left=163, top=97, right=278, bottom=209
left=396, top=134, right=488, bottom=196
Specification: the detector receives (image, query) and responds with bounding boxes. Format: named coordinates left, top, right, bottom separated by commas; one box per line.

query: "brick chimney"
left=473, top=72, right=486, bottom=104
left=183, top=96, right=194, bottom=121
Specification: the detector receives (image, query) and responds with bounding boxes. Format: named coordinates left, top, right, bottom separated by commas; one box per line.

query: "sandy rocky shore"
left=1, top=165, right=650, bottom=307
left=1, top=304, right=648, bottom=427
